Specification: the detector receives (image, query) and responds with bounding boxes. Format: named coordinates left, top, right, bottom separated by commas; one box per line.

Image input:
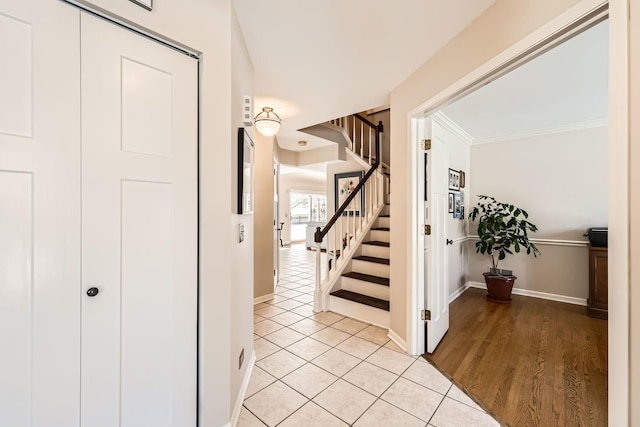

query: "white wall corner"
left=388, top=328, right=409, bottom=354
left=254, top=293, right=274, bottom=305
left=431, top=111, right=474, bottom=145
left=466, top=281, right=587, bottom=306
left=230, top=350, right=256, bottom=427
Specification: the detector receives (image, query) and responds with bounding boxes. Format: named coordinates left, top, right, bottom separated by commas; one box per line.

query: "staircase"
left=329, top=199, right=391, bottom=327
left=307, top=113, right=392, bottom=328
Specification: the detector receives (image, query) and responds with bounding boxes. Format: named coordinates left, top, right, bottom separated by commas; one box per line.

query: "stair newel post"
left=314, top=226, right=323, bottom=312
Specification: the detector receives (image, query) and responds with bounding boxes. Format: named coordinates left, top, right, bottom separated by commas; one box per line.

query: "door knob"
left=86, top=287, right=100, bottom=297
left=446, top=239, right=453, bottom=245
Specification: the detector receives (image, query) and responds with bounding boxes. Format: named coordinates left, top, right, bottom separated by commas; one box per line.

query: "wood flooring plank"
left=425, top=288, right=608, bottom=427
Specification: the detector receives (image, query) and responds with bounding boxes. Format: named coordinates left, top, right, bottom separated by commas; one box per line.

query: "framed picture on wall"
left=460, top=170, right=466, bottom=188
left=335, top=171, right=365, bottom=216
left=453, top=192, right=462, bottom=219
left=448, top=168, right=460, bottom=191
left=237, top=128, right=254, bottom=214
left=448, top=193, right=454, bottom=213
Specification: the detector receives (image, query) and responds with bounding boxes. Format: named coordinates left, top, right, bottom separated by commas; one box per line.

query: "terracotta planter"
left=483, top=272, right=517, bottom=304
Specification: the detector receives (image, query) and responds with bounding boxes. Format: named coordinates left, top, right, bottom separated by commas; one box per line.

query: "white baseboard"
left=254, top=293, right=274, bottom=305
left=448, top=283, right=471, bottom=303
left=387, top=329, right=408, bottom=353
left=230, top=350, right=256, bottom=427
left=466, top=281, right=587, bottom=306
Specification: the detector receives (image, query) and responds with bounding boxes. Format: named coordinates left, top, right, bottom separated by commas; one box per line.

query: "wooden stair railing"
left=313, top=115, right=384, bottom=312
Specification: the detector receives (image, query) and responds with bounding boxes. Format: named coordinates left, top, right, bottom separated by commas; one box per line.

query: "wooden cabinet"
left=588, top=245, right=608, bottom=319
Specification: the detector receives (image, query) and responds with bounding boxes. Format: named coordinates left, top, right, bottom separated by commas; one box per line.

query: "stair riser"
left=341, top=277, right=389, bottom=300
left=352, top=259, right=390, bottom=278
left=376, top=217, right=390, bottom=228
left=370, top=230, right=390, bottom=243
left=361, top=244, right=390, bottom=259
left=381, top=205, right=390, bottom=216
left=328, top=295, right=390, bottom=329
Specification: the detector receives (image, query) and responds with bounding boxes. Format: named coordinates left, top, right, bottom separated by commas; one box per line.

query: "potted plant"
left=469, top=195, right=541, bottom=303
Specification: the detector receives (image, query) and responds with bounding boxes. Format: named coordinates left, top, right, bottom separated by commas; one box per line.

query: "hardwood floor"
left=425, top=288, right=608, bottom=427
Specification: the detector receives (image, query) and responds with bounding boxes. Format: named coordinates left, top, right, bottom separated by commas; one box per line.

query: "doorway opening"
left=409, top=7, right=610, bottom=427
left=289, top=192, right=327, bottom=243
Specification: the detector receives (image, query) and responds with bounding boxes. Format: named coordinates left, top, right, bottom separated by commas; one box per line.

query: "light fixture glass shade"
left=254, top=107, right=281, bottom=136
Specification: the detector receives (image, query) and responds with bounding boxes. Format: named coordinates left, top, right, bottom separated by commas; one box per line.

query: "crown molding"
left=431, top=112, right=474, bottom=145
left=472, top=117, right=608, bottom=145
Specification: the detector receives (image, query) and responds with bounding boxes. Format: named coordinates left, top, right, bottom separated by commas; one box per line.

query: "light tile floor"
left=242, top=244, right=499, bottom=427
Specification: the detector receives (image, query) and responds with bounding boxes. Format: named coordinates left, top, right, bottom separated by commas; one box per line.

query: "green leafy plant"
left=469, top=195, right=541, bottom=273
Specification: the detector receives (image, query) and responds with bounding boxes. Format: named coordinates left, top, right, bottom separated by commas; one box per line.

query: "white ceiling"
left=233, top=0, right=497, bottom=151
left=440, top=20, right=609, bottom=143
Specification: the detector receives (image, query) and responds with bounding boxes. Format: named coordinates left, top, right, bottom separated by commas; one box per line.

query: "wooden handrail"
left=315, top=115, right=383, bottom=243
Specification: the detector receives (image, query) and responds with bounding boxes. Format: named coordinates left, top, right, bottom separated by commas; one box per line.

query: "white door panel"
left=425, top=134, right=449, bottom=353
left=0, top=2, right=81, bottom=426
left=80, top=13, right=197, bottom=427
left=416, top=118, right=449, bottom=354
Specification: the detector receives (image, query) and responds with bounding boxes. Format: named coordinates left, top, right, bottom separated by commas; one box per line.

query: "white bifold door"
left=80, top=13, right=197, bottom=427
left=0, top=2, right=81, bottom=426
left=0, top=2, right=198, bottom=426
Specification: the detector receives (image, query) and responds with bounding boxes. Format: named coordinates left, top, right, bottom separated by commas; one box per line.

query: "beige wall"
left=468, top=126, right=608, bottom=299
left=71, top=1, right=236, bottom=425
left=230, top=7, right=254, bottom=419
left=389, top=0, right=581, bottom=345
left=254, top=132, right=276, bottom=299
left=628, top=0, right=640, bottom=422
left=279, top=172, right=326, bottom=245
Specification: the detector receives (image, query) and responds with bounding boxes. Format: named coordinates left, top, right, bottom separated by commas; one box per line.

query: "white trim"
left=388, top=329, right=408, bottom=354
left=254, top=293, right=274, bottom=304
left=431, top=112, right=474, bottom=145
left=449, top=282, right=471, bottom=303
left=608, top=0, right=630, bottom=424
left=473, top=117, right=608, bottom=145
left=62, top=0, right=200, bottom=58
left=467, top=281, right=587, bottom=306
left=467, top=235, right=589, bottom=248
left=230, top=351, right=256, bottom=427
left=451, top=236, right=470, bottom=245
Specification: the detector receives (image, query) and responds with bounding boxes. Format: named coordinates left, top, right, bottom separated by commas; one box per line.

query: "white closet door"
left=80, top=13, right=198, bottom=427
left=0, top=2, right=81, bottom=427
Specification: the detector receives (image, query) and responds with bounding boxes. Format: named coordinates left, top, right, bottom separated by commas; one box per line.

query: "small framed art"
left=448, top=193, right=454, bottom=213
left=335, top=171, right=365, bottom=216
left=448, top=168, right=460, bottom=191
left=237, top=128, right=254, bottom=214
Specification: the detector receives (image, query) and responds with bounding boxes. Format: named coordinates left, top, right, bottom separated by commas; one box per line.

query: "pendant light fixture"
left=254, top=107, right=281, bottom=136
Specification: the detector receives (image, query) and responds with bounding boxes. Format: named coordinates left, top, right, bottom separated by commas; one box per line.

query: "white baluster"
left=315, top=241, right=322, bottom=312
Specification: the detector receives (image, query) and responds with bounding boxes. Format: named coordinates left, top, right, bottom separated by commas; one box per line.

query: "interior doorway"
left=289, top=192, right=327, bottom=243
left=408, top=8, right=608, bottom=354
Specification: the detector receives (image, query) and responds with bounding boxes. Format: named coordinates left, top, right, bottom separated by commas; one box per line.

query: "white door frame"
left=406, top=0, right=610, bottom=357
